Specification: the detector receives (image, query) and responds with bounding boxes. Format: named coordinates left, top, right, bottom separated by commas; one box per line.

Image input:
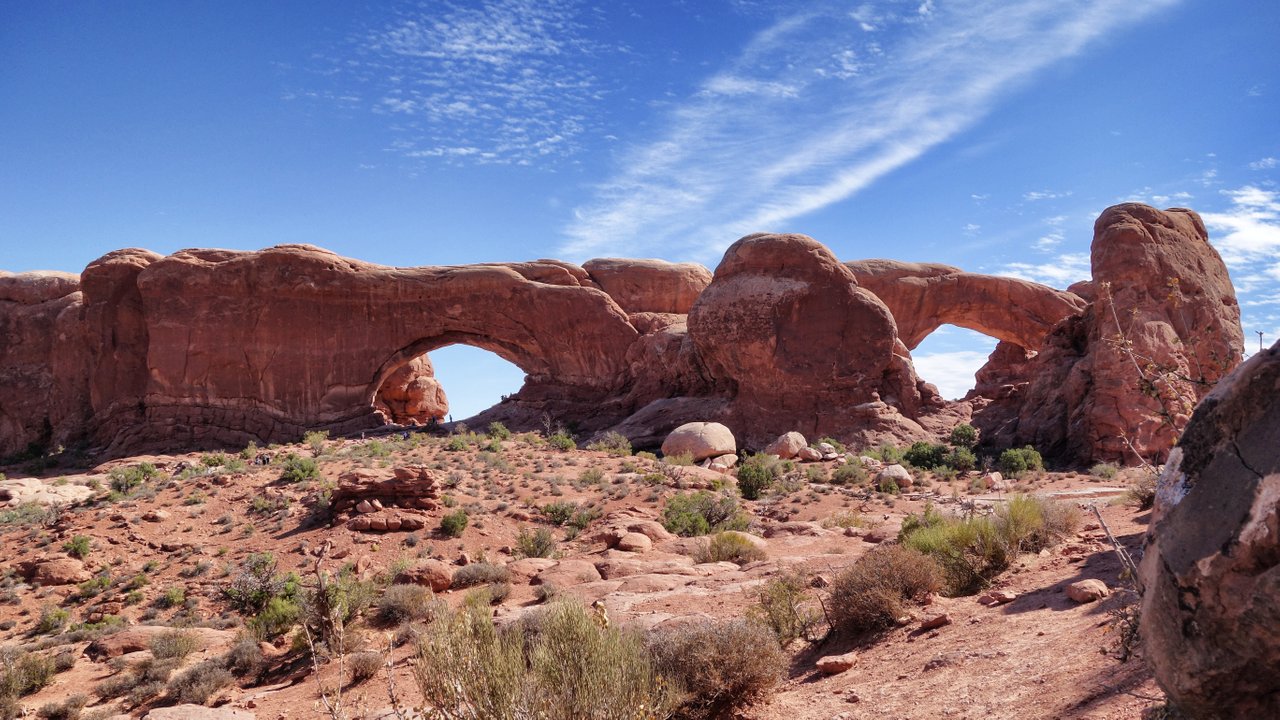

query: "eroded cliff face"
left=0, top=203, right=1243, bottom=463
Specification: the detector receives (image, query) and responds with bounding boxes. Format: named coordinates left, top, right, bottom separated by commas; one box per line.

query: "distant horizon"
left=4, top=0, right=1276, bottom=414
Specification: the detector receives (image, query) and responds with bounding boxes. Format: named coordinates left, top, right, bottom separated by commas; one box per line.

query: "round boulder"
left=763, top=432, right=807, bottom=460
left=661, top=422, right=736, bottom=462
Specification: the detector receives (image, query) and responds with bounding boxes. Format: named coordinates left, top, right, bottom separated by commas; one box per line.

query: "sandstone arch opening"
left=910, top=326, right=998, bottom=401
left=371, top=341, right=528, bottom=426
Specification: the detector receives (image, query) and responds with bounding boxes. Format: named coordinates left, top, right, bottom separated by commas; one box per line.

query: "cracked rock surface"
left=1139, top=339, right=1280, bottom=719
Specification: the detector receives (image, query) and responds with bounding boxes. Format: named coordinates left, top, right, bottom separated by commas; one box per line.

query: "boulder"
left=816, top=652, right=858, bottom=675
left=1065, top=579, right=1108, bottom=603
left=23, top=558, right=91, bottom=586
left=797, top=446, right=823, bottom=462
left=395, top=559, right=453, bottom=592
left=877, top=464, right=913, bottom=488
left=1138, top=340, right=1280, bottom=718
left=763, top=432, right=807, bottom=459
left=373, top=356, right=448, bottom=424
left=661, top=422, right=736, bottom=462
left=532, top=559, right=604, bottom=587
left=616, top=532, right=653, bottom=553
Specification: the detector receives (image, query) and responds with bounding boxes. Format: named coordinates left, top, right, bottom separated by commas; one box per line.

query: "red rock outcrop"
left=1139, top=339, right=1279, bottom=718
left=0, top=271, right=90, bottom=457
left=582, top=258, right=712, bottom=314
left=846, top=260, right=1086, bottom=351
left=687, top=233, right=936, bottom=448
left=373, top=356, right=448, bottom=424
left=0, top=203, right=1243, bottom=464
left=974, top=205, right=1243, bottom=464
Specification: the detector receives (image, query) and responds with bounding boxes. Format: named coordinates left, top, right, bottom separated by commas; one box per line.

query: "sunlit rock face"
left=0, top=203, right=1242, bottom=464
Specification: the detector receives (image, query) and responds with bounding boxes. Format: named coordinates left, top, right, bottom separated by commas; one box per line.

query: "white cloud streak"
left=997, top=252, right=1091, bottom=288
left=337, top=0, right=606, bottom=164
left=562, top=0, right=1181, bottom=260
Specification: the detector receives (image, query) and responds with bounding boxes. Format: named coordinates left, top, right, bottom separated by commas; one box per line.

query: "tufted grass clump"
left=586, top=431, right=632, bottom=456
left=413, top=601, right=678, bottom=719
left=0, top=647, right=56, bottom=699
left=377, top=584, right=439, bottom=625
left=649, top=619, right=784, bottom=719
left=692, top=532, right=766, bottom=566
left=166, top=660, right=233, bottom=705
left=827, top=544, right=941, bottom=635
left=62, top=535, right=92, bottom=559
left=898, top=496, right=1077, bottom=595
left=747, top=570, right=822, bottom=647
left=150, top=629, right=198, bottom=661
left=451, top=562, right=510, bottom=589
left=515, top=527, right=557, bottom=559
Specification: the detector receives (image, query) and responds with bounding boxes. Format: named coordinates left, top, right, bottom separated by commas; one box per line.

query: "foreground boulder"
left=1139, top=340, right=1280, bottom=718
left=661, top=422, right=736, bottom=461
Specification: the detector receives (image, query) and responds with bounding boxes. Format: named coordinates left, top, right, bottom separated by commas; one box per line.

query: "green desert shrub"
left=692, top=532, right=766, bottom=566
left=649, top=619, right=784, bottom=719
left=944, top=446, right=978, bottom=472
left=413, top=601, right=677, bottom=719
left=949, top=423, right=978, bottom=449
left=903, top=442, right=948, bottom=470
left=830, top=461, right=867, bottom=486
left=898, top=496, right=1076, bottom=595
left=247, top=596, right=300, bottom=640
left=827, top=544, right=941, bottom=635
left=439, top=510, right=468, bottom=537
left=998, top=446, right=1044, bottom=478
left=487, top=422, right=512, bottom=441
left=547, top=431, right=576, bottom=451
left=661, top=491, right=748, bottom=537
left=735, top=454, right=784, bottom=500
left=62, top=535, right=91, bottom=559
left=279, top=453, right=319, bottom=483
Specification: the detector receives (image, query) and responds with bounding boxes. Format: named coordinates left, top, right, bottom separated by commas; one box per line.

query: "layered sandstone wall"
left=0, top=203, right=1244, bottom=464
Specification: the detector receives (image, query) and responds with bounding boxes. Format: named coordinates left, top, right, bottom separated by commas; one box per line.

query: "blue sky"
left=3, top=0, right=1278, bottom=416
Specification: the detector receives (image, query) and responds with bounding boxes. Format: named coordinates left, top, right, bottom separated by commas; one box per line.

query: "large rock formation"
left=1138, top=340, right=1279, bottom=719
left=687, top=233, right=936, bottom=448
left=0, top=203, right=1244, bottom=464
left=973, top=205, right=1243, bottom=464
left=0, top=270, right=91, bottom=457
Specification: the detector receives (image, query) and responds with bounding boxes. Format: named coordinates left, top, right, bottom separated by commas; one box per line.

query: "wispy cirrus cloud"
left=306, top=0, right=610, bottom=165
left=561, top=0, right=1182, bottom=260
left=997, top=252, right=1090, bottom=288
